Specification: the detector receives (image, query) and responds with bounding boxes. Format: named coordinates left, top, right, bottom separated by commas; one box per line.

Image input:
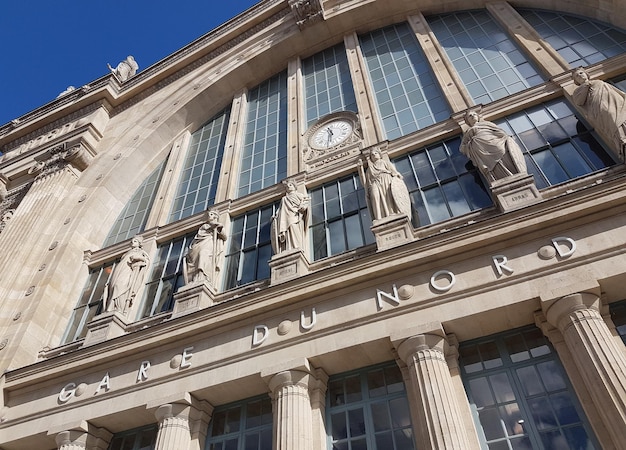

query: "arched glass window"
left=360, top=23, right=451, bottom=140
left=519, top=10, right=626, bottom=66
left=428, top=10, right=544, bottom=104
left=327, top=362, right=415, bottom=449
left=169, top=108, right=229, bottom=222
left=460, top=327, right=598, bottom=449
left=302, top=43, right=358, bottom=126
left=103, top=161, right=166, bottom=247
left=238, top=72, right=288, bottom=197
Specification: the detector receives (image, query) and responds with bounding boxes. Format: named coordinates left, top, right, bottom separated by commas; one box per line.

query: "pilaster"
left=393, top=324, right=477, bottom=449
left=540, top=292, right=626, bottom=447
left=49, top=422, right=112, bottom=450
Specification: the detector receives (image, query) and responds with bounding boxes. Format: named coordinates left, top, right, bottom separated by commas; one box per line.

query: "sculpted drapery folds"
left=358, top=149, right=412, bottom=221
left=103, top=236, right=150, bottom=315
left=271, top=181, right=309, bottom=254
left=573, top=67, right=626, bottom=160
left=107, top=55, right=139, bottom=82
left=183, top=210, right=227, bottom=287
left=460, top=110, right=527, bottom=184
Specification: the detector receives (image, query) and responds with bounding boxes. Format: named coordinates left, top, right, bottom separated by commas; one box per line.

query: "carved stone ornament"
left=182, top=210, right=227, bottom=289
left=289, top=0, right=323, bottom=29
left=271, top=180, right=309, bottom=255
left=303, top=111, right=362, bottom=166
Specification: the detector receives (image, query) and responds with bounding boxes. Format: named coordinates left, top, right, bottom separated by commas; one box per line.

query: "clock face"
left=310, top=120, right=353, bottom=149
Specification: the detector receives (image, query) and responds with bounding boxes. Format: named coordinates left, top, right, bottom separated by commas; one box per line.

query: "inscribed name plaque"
left=491, top=174, right=542, bottom=212
left=269, top=249, right=310, bottom=285
left=371, top=214, right=414, bottom=251
left=171, top=281, right=216, bottom=318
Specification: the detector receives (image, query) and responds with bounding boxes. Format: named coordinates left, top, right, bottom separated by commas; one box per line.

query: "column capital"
left=51, top=424, right=112, bottom=450
left=542, top=292, right=600, bottom=332
left=391, top=322, right=449, bottom=364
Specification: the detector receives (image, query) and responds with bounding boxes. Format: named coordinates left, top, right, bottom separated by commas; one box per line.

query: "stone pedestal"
left=371, top=214, right=414, bottom=251
left=171, top=281, right=216, bottom=318
left=269, top=249, right=310, bottom=285
left=261, top=359, right=318, bottom=450
left=83, top=311, right=128, bottom=347
left=490, top=174, right=542, bottom=212
left=541, top=292, right=626, bottom=446
left=393, top=325, right=475, bottom=449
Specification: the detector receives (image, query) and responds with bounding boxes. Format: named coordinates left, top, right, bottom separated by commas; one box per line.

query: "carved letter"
left=376, top=284, right=401, bottom=309
left=300, top=308, right=317, bottom=330
left=95, top=373, right=111, bottom=395
left=180, top=347, right=194, bottom=368
left=552, top=237, right=576, bottom=258
left=430, top=270, right=456, bottom=293
left=137, top=361, right=151, bottom=382
left=59, top=382, right=76, bottom=403
left=492, top=255, right=514, bottom=276
left=252, top=325, right=269, bottom=346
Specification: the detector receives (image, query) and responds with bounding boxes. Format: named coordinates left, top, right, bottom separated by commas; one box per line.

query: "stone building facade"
left=2, top=1, right=626, bottom=449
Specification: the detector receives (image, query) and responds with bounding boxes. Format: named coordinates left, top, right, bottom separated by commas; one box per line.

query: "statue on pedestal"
left=183, top=210, right=227, bottom=287
left=358, top=149, right=411, bottom=221
left=103, top=236, right=150, bottom=315
left=271, top=180, right=309, bottom=254
left=572, top=67, right=626, bottom=159
left=107, top=56, right=139, bottom=82
left=460, top=110, right=527, bottom=184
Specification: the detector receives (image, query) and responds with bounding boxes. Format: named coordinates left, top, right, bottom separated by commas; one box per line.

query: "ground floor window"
left=205, top=395, right=272, bottom=450
left=459, top=327, right=598, bottom=449
left=108, top=424, right=157, bottom=450
left=609, top=300, right=626, bottom=345
left=326, top=362, right=414, bottom=450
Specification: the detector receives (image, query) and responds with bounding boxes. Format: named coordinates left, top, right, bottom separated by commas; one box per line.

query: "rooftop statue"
left=103, top=236, right=150, bottom=315
left=572, top=67, right=626, bottom=160
left=56, top=86, right=75, bottom=98
left=358, top=149, right=411, bottom=221
left=107, top=55, right=139, bottom=82
left=183, top=210, right=227, bottom=287
left=271, top=180, right=309, bottom=254
left=460, top=110, right=527, bottom=185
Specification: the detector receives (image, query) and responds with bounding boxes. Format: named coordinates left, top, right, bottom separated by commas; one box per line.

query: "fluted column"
left=150, top=394, right=212, bottom=450
left=266, top=368, right=315, bottom=450
left=55, top=431, right=87, bottom=450
left=542, top=292, right=626, bottom=445
left=395, top=330, right=474, bottom=449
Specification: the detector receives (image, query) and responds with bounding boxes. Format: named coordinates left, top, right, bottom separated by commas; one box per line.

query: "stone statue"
left=107, top=56, right=139, bottom=82
left=183, top=210, right=227, bottom=286
left=103, top=236, right=150, bottom=315
left=460, top=110, right=527, bottom=184
left=572, top=67, right=626, bottom=159
left=271, top=180, right=309, bottom=254
left=56, top=86, right=76, bottom=98
left=357, top=149, right=412, bottom=221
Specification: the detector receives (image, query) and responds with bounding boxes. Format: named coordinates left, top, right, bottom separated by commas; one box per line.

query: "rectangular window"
left=108, top=424, right=158, bottom=450
left=360, top=23, right=451, bottom=140
left=327, top=362, right=415, bottom=450
left=428, top=10, right=544, bottom=104
left=224, top=204, right=276, bottom=289
left=63, top=262, right=114, bottom=344
left=460, top=327, right=598, bottom=449
left=238, top=72, right=288, bottom=197
left=393, top=138, right=492, bottom=226
left=138, top=236, right=190, bottom=319
left=495, top=100, right=615, bottom=189
left=169, top=108, right=229, bottom=222
left=302, top=43, right=358, bottom=126
left=309, top=175, right=375, bottom=260
left=205, top=396, right=272, bottom=450
left=610, top=301, right=626, bottom=345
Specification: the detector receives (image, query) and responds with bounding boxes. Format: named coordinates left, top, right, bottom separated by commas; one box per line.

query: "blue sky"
left=0, top=0, right=260, bottom=125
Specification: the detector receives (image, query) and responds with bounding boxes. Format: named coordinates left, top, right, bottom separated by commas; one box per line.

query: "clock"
left=309, top=119, right=354, bottom=150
